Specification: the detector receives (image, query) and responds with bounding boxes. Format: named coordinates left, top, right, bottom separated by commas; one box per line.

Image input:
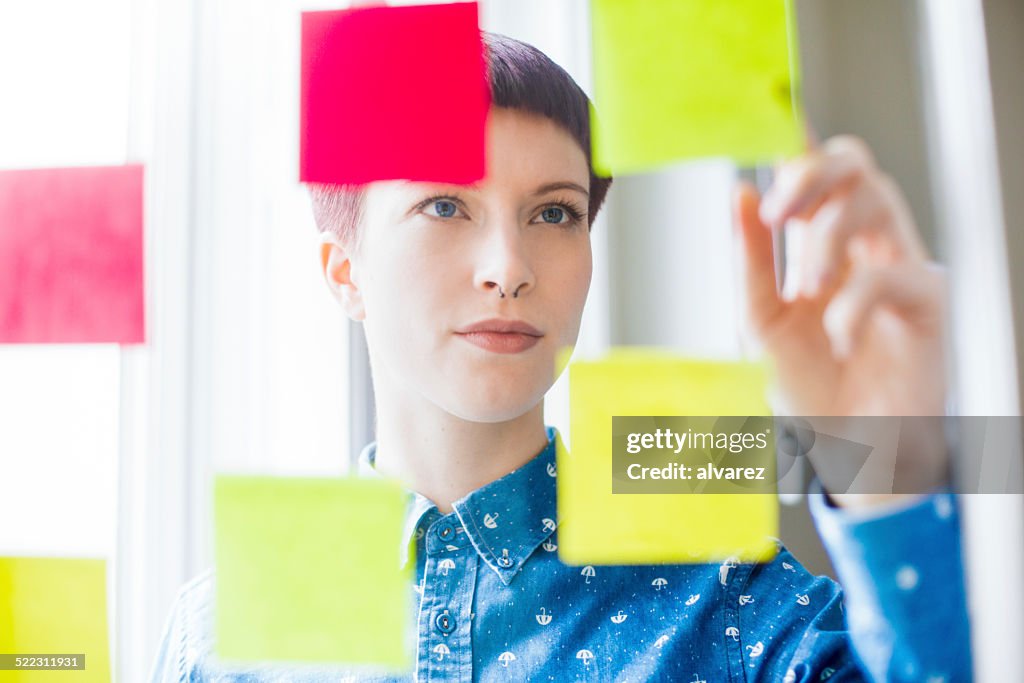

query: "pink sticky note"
left=0, top=165, right=145, bottom=344
left=300, top=2, right=490, bottom=185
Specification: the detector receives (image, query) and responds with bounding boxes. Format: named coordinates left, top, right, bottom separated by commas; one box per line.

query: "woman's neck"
left=370, top=389, right=550, bottom=514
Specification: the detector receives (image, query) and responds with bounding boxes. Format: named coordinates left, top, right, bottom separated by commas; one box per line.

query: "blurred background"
left=0, top=0, right=1021, bottom=680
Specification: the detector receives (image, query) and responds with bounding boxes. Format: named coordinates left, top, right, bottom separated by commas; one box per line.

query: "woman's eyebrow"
left=532, top=181, right=589, bottom=198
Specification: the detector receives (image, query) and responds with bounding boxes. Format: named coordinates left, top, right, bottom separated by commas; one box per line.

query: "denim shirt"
left=150, top=426, right=971, bottom=682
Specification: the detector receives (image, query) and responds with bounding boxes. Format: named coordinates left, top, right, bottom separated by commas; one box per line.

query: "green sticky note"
left=214, top=476, right=412, bottom=668
left=590, top=0, right=804, bottom=174
left=557, top=348, right=778, bottom=565
left=0, top=557, right=110, bottom=683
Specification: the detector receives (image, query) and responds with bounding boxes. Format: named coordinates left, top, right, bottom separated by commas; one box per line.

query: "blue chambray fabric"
left=149, top=426, right=971, bottom=682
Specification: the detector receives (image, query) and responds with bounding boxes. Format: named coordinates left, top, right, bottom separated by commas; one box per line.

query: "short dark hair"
left=308, top=31, right=613, bottom=247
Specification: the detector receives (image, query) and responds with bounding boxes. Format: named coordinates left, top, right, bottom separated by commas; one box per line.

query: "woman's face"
left=343, top=106, right=592, bottom=422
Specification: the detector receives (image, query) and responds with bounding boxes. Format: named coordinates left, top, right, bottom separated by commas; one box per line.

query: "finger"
left=733, top=182, right=785, bottom=331
left=870, top=171, right=931, bottom=261
left=802, top=176, right=887, bottom=297
left=760, top=135, right=875, bottom=227
left=769, top=117, right=818, bottom=210
left=822, top=263, right=946, bottom=359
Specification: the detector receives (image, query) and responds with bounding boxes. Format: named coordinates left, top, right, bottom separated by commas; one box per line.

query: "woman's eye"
left=425, top=200, right=459, bottom=218
left=539, top=207, right=567, bottom=224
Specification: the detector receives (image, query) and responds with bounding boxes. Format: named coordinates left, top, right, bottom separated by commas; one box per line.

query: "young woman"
left=151, top=32, right=971, bottom=682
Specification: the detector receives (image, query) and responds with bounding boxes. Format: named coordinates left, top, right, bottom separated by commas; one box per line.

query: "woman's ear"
left=320, top=232, right=365, bottom=321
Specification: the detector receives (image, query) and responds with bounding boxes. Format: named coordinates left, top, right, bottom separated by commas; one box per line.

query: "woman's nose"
left=473, top=220, right=535, bottom=300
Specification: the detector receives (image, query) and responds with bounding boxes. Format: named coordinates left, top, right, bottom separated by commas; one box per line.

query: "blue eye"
left=428, top=200, right=458, bottom=218
left=540, top=207, right=566, bottom=224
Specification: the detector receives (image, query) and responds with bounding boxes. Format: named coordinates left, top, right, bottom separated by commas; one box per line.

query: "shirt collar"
left=357, top=426, right=561, bottom=586
left=356, top=441, right=436, bottom=573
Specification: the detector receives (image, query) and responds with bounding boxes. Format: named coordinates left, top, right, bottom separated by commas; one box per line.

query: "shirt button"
left=497, top=556, right=513, bottom=568
left=435, top=610, right=456, bottom=635
left=436, top=523, right=455, bottom=541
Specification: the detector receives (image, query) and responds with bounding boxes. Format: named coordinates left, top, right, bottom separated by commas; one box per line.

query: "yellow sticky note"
left=0, top=557, right=110, bottom=683
left=214, top=476, right=412, bottom=668
left=557, top=348, right=778, bottom=565
left=590, top=0, right=803, bottom=174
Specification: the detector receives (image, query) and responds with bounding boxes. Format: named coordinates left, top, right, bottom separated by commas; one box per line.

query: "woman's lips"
left=456, top=331, right=541, bottom=354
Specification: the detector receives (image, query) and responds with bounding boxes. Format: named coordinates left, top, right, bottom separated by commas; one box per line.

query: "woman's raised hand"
left=733, top=135, right=949, bottom=505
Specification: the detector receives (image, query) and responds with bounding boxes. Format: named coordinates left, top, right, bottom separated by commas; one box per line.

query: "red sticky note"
left=300, top=2, right=490, bottom=185
left=0, top=165, right=145, bottom=344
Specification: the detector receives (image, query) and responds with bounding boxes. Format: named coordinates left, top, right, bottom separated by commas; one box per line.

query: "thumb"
left=734, top=181, right=784, bottom=335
